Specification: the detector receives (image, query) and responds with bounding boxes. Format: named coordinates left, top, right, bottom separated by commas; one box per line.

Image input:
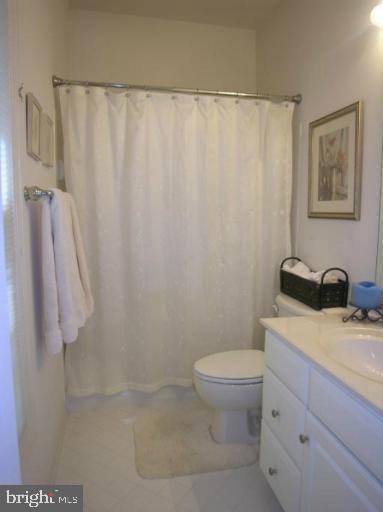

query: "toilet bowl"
left=193, top=293, right=326, bottom=444
left=194, top=350, right=264, bottom=444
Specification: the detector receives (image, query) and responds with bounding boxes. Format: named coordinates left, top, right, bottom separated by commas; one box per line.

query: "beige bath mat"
left=133, top=400, right=259, bottom=478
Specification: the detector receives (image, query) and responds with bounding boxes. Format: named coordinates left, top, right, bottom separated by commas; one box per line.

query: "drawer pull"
left=271, top=409, right=280, bottom=418
left=268, top=467, right=278, bottom=476
left=299, top=434, right=309, bottom=444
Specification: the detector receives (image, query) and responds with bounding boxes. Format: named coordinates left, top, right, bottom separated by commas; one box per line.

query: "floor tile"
left=112, top=484, right=176, bottom=512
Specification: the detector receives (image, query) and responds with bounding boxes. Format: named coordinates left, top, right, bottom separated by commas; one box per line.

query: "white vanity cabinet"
left=260, top=330, right=383, bottom=512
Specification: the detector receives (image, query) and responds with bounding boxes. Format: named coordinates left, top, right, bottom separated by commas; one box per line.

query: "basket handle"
left=280, top=257, right=301, bottom=270
left=320, top=267, right=349, bottom=285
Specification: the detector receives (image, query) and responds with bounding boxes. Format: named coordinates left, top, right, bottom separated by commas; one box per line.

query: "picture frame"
left=26, top=93, right=42, bottom=161
left=40, top=113, right=54, bottom=167
left=308, top=101, right=362, bottom=220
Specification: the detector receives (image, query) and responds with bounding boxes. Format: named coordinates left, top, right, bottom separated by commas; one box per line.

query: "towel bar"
left=24, top=186, right=54, bottom=201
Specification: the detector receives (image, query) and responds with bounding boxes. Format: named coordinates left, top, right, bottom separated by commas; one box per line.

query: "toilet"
left=193, top=293, right=326, bottom=444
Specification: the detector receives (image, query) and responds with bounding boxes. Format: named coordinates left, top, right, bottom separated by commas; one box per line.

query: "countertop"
left=260, top=314, right=383, bottom=417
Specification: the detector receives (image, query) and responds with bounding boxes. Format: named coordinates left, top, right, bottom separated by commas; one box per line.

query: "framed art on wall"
left=308, top=101, right=362, bottom=220
left=26, top=92, right=42, bottom=161
left=40, top=113, right=54, bottom=167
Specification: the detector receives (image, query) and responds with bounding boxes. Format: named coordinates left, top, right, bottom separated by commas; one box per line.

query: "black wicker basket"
left=280, top=257, right=349, bottom=311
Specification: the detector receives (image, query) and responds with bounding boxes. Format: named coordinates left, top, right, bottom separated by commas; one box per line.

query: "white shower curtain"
left=59, top=87, right=294, bottom=396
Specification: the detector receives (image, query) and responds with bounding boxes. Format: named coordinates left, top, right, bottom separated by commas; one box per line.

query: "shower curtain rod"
left=52, top=76, right=302, bottom=104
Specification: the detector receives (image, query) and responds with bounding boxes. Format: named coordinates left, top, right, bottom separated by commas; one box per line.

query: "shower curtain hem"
left=66, top=377, right=193, bottom=397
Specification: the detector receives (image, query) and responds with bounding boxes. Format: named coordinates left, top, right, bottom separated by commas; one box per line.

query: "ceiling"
left=68, top=0, right=283, bottom=30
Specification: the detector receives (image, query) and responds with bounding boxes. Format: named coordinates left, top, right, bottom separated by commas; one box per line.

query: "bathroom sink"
left=320, top=327, right=383, bottom=383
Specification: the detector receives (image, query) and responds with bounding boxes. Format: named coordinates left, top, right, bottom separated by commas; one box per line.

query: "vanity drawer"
left=260, top=420, right=301, bottom=512
left=265, top=331, right=309, bottom=404
left=263, top=367, right=306, bottom=469
left=309, top=369, right=383, bottom=483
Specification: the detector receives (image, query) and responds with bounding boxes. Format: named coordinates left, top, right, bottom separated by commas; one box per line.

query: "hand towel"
left=42, top=188, right=93, bottom=354
left=41, top=197, right=62, bottom=354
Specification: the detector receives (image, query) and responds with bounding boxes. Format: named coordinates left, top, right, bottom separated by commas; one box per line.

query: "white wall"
left=68, top=10, right=257, bottom=92
left=0, top=0, right=21, bottom=484
left=256, top=0, right=383, bottom=283
left=10, top=0, right=68, bottom=483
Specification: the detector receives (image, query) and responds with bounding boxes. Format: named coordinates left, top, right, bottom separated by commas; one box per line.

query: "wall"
left=256, top=0, right=383, bottom=283
left=0, top=0, right=21, bottom=484
left=9, top=0, right=68, bottom=483
left=68, top=9, right=257, bottom=92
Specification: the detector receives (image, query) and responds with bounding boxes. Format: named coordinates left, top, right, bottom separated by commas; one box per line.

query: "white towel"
left=41, top=188, right=93, bottom=354
left=285, top=261, right=311, bottom=279
left=283, top=261, right=338, bottom=284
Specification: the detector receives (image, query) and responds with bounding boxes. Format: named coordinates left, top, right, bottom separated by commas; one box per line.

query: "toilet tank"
left=275, top=293, right=324, bottom=317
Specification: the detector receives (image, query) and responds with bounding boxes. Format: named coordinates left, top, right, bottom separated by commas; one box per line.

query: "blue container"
left=351, top=281, right=383, bottom=310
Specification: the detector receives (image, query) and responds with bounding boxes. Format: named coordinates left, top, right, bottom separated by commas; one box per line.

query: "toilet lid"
left=194, top=350, right=264, bottom=382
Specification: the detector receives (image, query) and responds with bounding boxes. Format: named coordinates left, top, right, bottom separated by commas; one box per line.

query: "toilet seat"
left=194, top=372, right=263, bottom=385
left=194, top=350, right=264, bottom=385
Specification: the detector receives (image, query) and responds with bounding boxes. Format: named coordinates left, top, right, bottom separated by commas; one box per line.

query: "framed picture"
left=40, top=113, right=54, bottom=167
left=308, top=101, right=362, bottom=220
left=26, top=93, right=42, bottom=160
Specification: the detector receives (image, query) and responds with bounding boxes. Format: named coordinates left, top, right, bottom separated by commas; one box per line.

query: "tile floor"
left=56, top=387, right=283, bottom=512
